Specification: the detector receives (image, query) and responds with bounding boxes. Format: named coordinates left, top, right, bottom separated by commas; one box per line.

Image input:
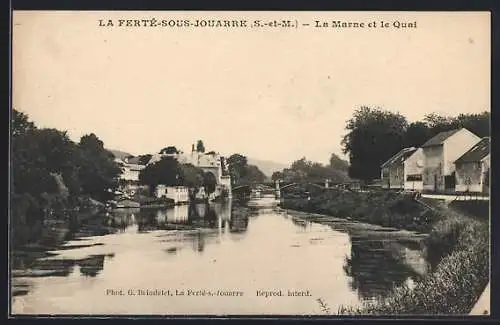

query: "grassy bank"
left=280, top=190, right=439, bottom=233
left=337, top=214, right=488, bottom=315
left=280, top=190, right=489, bottom=315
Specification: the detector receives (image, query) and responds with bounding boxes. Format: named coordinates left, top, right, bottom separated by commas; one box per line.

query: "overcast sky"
left=13, top=11, right=490, bottom=165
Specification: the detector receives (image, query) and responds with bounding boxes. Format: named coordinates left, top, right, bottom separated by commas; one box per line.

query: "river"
left=11, top=196, right=431, bottom=315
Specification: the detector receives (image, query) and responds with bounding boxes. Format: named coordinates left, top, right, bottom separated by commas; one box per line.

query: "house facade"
left=422, top=128, right=481, bottom=192
left=115, top=157, right=146, bottom=182
left=404, top=148, right=425, bottom=191
left=155, top=185, right=190, bottom=204
left=380, top=147, right=418, bottom=190
left=454, top=137, right=490, bottom=193
left=148, top=146, right=232, bottom=200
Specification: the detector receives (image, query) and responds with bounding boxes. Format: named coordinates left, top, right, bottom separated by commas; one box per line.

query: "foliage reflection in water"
left=11, top=198, right=431, bottom=315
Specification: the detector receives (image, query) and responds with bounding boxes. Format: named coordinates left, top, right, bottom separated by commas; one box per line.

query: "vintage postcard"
left=10, top=10, right=490, bottom=316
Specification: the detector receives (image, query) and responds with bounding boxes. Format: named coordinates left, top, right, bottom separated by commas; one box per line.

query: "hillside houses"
left=114, top=156, right=147, bottom=182
left=112, top=145, right=232, bottom=201
left=380, top=128, right=489, bottom=194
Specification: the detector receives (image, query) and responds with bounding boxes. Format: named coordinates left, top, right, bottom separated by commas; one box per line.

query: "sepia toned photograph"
left=10, top=10, right=490, bottom=316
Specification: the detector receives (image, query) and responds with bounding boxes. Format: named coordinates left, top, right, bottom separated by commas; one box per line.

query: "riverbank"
left=280, top=190, right=438, bottom=233
left=280, top=190, right=489, bottom=315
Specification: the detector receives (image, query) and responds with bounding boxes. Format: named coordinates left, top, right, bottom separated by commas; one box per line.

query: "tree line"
left=11, top=109, right=122, bottom=246
left=341, top=106, right=490, bottom=181
left=271, top=154, right=351, bottom=184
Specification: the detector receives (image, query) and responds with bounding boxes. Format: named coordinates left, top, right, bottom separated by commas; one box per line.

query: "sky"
left=12, top=11, right=490, bottom=165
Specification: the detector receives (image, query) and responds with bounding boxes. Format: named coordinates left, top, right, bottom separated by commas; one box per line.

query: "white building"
left=454, top=137, right=490, bottom=193
left=421, top=128, right=481, bottom=192
left=155, top=185, right=189, bottom=204
left=115, top=157, right=146, bottom=182
left=148, top=147, right=232, bottom=200
left=404, top=148, right=425, bottom=191
left=380, top=147, right=419, bottom=190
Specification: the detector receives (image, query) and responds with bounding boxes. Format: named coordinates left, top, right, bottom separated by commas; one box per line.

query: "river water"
left=11, top=196, right=431, bottom=315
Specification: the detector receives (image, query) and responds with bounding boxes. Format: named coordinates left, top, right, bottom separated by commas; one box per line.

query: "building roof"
left=381, top=147, right=418, bottom=168
left=455, top=137, right=490, bottom=164
left=421, top=129, right=461, bottom=148
left=127, top=157, right=142, bottom=165
left=147, top=152, right=220, bottom=168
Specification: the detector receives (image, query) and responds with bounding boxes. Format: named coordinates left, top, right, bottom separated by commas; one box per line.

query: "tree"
left=203, top=172, right=217, bottom=195
left=12, top=128, right=79, bottom=196
left=453, top=111, right=490, bottom=138
left=139, top=156, right=182, bottom=193
left=12, top=109, right=36, bottom=137
left=227, top=153, right=248, bottom=184
left=80, top=133, right=105, bottom=153
left=423, top=113, right=455, bottom=130
left=77, top=133, right=122, bottom=201
left=159, top=146, right=179, bottom=155
left=329, top=153, right=349, bottom=172
left=282, top=157, right=351, bottom=183
left=241, top=165, right=267, bottom=183
left=291, top=157, right=312, bottom=173
left=271, top=171, right=284, bottom=181
left=403, top=121, right=431, bottom=148
left=341, top=106, right=408, bottom=181
left=179, top=164, right=204, bottom=189
left=196, top=140, right=205, bottom=153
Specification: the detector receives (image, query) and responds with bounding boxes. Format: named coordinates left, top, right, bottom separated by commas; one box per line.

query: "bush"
left=281, top=190, right=431, bottom=232
left=282, top=190, right=489, bottom=315
left=337, top=216, right=489, bottom=315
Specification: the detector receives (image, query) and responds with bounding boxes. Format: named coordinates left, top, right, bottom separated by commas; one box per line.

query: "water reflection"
left=11, top=199, right=432, bottom=315
left=343, top=239, right=427, bottom=300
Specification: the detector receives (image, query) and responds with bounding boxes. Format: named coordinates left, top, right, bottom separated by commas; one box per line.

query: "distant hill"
left=247, top=158, right=289, bottom=178
left=109, top=149, right=133, bottom=160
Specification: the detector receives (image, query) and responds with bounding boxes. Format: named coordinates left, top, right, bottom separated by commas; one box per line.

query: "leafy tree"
left=241, top=165, right=267, bottom=183
left=277, top=157, right=350, bottom=183
left=196, top=140, right=205, bottom=153
left=271, top=171, right=284, bottom=181
left=12, top=109, right=36, bottom=137
left=453, top=111, right=490, bottom=137
left=291, top=157, right=312, bottom=174
left=423, top=113, right=456, bottom=131
left=227, top=153, right=248, bottom=184
left=341, top=106, right=408, bottom=181
left=139, top=156, right=182, bottom=193
left=12, top=128, right=79, bottom=196
left=403, top=121, right=431, bottom=148
left=77, top=133, right=122, bottom=201
left=329, top=153, right=349, bottom=172
left=403, top=112, right=490, bottom=148
left=179, top=164, right=204, bottom=189
left=203, top=172, right=217, bottom=195
left=10, top=110, right=126, bottom=247
left=159, top=146, right=179, bottom=155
